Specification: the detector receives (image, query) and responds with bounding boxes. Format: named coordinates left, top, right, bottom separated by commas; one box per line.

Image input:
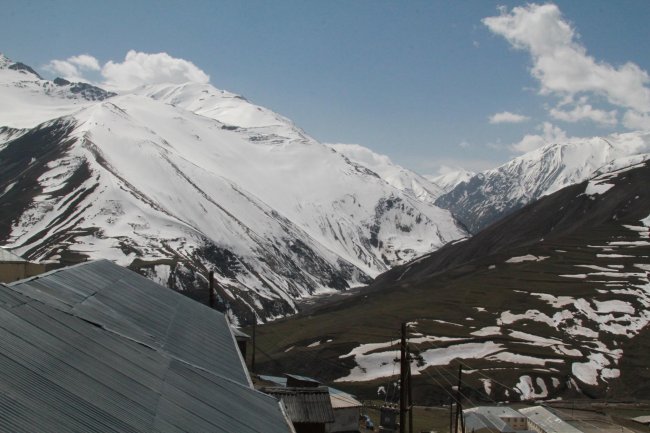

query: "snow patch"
left=506, top=255, right=548, bottom=263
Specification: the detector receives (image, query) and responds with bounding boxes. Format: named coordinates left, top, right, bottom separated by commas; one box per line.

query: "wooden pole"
left=400, top=322, right=407, bottom=433
left=408, top=348, right=413, bottom=433
left=449, top=396, right=454, bottom=433
left=251, top=319, right=256, bottom=372
left=454, top=365, right=463, bottom=433
left=208, top=271, right=215, bottom=308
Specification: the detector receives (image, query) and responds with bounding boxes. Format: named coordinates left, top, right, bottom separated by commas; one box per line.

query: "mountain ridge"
left=0, top=55, right=466, bottom=323
left=436, top=133, right=650, bottom=233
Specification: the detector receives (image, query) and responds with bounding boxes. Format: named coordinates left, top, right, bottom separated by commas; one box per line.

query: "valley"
left=2, top=52, right=650, bottom=405
left=253, top=161, right=650, bottom=402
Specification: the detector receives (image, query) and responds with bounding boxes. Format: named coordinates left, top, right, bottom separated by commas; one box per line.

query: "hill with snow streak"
left=436, top=133, right=650, bottom=233
left=0, top=55, right=466, bottom=323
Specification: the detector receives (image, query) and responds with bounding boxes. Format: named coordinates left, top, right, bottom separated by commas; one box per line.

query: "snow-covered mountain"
left=0, top=54, right=466, bottom=322
left=436, top=133, right=650, bottom=233
left=327, top=143, right=444, bottom=202
left=425, top=169, right=474, bottom=195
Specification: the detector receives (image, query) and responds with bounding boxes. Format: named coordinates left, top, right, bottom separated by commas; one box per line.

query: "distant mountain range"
left=0, top=54, right=466, bottom=323
left=435, top=133, right=650, bottom=233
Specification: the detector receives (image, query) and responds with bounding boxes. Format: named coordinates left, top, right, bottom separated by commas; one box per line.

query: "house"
left=0, top=247, right=46, bottom=282
left=519, top=406, right=584, bottom=433
left=463, top=406, right=535, bottom=433
left=263, top=386, right=336, bottom=433
left=0, top=259, right=295, bottom=432
left=327, top=387, right=363, bottom=433
left=462, top=406, right=587, bottom=433
left=259, top=374, right=363, bottom=433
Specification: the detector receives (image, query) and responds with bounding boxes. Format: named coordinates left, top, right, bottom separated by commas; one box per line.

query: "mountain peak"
left=0, top=54, right=42, bottom=79
left=0, top=53, right=11, bottom=68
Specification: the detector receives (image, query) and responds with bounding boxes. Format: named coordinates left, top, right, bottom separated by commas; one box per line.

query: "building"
left=0, top=259, right=295, bottom=432
left=0, top=247, right=46, bottom=282
left=463, top=406, right=535, bottom=433
left=327, top=387, right=363, bottom=433
left=520, top=406, right=584, bottom=433
left=263, top=386, right=336, bottom=433
left=259, top=374, right=363, bottom=433
left=462, top=406, right=587, bottom=433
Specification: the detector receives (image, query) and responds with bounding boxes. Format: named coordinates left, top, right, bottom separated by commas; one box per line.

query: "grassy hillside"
left=251, top=161, right=650, bottom=404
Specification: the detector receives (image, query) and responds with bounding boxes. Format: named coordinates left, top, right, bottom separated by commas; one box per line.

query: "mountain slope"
left=436, top=134, right=650, bottom=233
left=0, top=56, right=466, bottom=323
left=425, top=169, right=474, bottom=195
left=328, top=143, right=444, bottom=203
left=255, top=158, right=650, bottom=401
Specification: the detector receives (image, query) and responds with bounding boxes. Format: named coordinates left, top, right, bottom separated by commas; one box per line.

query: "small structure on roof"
left=0, top=259, right=294, bottom=432
left=0, top=247, right=46, bottom=282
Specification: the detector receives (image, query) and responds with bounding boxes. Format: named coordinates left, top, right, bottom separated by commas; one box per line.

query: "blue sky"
left=2, top=1, right=650, bottom=174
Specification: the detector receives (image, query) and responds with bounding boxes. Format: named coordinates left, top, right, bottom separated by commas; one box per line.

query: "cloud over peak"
left=510, top=122, right=570, bottom=154
left=44, top=51, right=210, bottom=90
left=102, top=51, right=210, bottom=89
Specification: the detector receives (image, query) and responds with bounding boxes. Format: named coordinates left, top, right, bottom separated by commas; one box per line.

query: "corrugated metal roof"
left=464, top=407, right=525, bottom=433
left=465, top=412, right=498, bottom=432
left=264, top=386, right=335, bottom=424
left=0, top=260, right=294, bottom=433
left=285, top=373, right=321, bottom=385
left=520, top=406, right=584, bottom=433
left=0, top=247, right=27, bottom=263
left=259, top=374, right=288, bottom=387
left=330, top=392, right=362, bottom=409
left=258, top=375, right=362, bottom=409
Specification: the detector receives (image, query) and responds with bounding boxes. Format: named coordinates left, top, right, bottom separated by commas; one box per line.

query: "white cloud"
left=101, top=50, right=209, bottom=90
left=458, top=140, right=470, bottom=148
left=68, top=54, right=100, bottom=71
left=483, top=3, right=650, bottom=126
left=44, top=51, right=210, bottom=89
left=489, top=111, right=530, bottom=124
left=511, top=122, right=569, bottom=153
left=44, top=53, right=101, bottom=82
left=549, top=100, right=617, bottom=126
left=622, top=110, right=650, bottom=130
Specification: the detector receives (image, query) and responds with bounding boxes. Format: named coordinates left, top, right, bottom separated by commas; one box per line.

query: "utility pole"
left=400, top=322, right=407, bottom=433
left=454, top=365, right=463, bottom=433
left=407, top=348, right=413, bottom=433
left=208, top=270, right=215, bottom=308
left=449, top=396, right=454, bottom=433
left=251, top=319, right=256, bottom=372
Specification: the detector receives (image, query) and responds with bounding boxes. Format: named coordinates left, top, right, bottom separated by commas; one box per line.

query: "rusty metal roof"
left=0, top=260, right=293, bottom=433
